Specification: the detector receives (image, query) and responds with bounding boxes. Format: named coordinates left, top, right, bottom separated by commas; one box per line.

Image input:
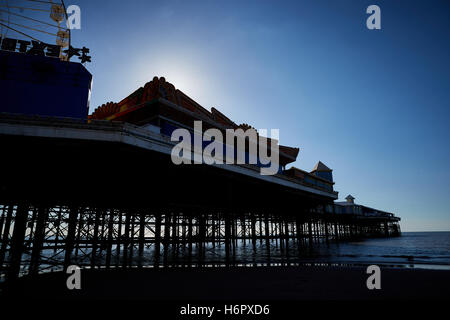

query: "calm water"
left=13, top=232, right=449, bottom=276
left=155, top=232, right=450, bottom=270
left=289, top=232, right=450, bottom=270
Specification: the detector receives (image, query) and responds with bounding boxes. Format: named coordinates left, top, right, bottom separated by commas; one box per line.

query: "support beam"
left=0, top=205, right=14, bottom=271
left=64, top=206, right=79, bottom=269
left=7, top=203, right=28, bottom=281
left=29, top=206, right=49, bottom=275
left=105, top=209, right=114, bottom=269
left=154, top=214, right=161, bottom=268
left=139, top=212, right=146, bottom=267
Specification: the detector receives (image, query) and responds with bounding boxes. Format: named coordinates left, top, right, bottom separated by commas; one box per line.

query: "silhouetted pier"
left=0, top=113, right=400, bottom=285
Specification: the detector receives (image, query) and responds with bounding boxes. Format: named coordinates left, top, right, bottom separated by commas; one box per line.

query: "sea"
left=153, top=231, right=450, bottom=270
left=294, top=231, right=450, bottom=270
left=228, top=231, right=450, bottom=270
left=6, top=231, right=450, bottom=279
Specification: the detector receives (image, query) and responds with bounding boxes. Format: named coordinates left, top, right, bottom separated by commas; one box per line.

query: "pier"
left=0, top=104, right=400, bottom=284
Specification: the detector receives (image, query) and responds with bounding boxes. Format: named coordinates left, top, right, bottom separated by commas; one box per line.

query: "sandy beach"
left=3, top=266, right=449, bottom=301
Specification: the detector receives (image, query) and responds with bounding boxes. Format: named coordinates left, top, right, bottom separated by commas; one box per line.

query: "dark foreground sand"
left=2, top=266, right=450, bottom=301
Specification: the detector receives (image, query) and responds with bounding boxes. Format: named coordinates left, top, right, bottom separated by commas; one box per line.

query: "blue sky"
left=70, top=0, right=450, bottom=231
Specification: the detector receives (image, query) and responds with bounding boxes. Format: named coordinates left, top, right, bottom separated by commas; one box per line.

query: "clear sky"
left=70, top=0, right=450, bottom=232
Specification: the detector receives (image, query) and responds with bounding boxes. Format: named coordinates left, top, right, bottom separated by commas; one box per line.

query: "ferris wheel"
left=0, top=0, right=71, bottom=60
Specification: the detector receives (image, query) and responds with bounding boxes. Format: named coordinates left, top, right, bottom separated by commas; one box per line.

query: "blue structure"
left=311, top=161, right=333, bottom=182
left=0, top=50, right=92, bottom=119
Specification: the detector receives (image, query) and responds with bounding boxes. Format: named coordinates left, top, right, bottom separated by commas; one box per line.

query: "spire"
left=345, top=195, right=355, bottom=204
left=311, top=161, right=332, bottom=172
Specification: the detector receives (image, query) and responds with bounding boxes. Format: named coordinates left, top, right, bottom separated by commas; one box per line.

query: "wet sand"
left=3, top=266, right=450, bottom=301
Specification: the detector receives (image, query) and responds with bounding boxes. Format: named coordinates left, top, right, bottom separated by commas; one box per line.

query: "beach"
left=3, top=265, right=450, bottom=301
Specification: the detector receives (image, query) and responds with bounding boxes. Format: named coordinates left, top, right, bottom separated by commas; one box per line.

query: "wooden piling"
left=7, top=203, right=28, bottom=281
